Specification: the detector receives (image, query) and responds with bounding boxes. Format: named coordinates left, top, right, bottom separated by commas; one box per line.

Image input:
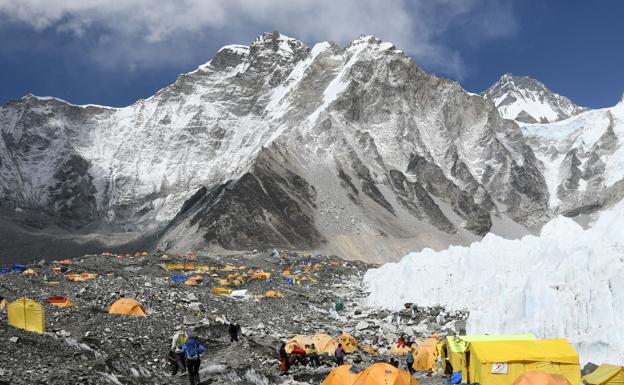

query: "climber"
left=180, top=335, right=205, bottom=385
left=169, top=329, right=188, bottom=376
left=306, top=344, right=320, bottom=368
left=228, top=322, right=241, bottom=342
left=335, top=343, right=345, bottom=366
left=278, top=341, right=290, bottom=375
left=406, top=349, right=415, bottom=375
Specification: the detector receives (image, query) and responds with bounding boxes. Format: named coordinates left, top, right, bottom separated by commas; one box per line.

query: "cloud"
left=0, top=0, right=517, bottom=78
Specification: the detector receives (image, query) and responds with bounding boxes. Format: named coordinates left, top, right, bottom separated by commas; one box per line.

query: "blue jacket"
left=180, top=338, right=206, bottom=360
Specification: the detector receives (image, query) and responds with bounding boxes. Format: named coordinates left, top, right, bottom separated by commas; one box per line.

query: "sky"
left=0, top=0, right=622, bottom=109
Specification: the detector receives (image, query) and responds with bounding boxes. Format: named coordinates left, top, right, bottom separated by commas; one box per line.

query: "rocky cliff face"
left=0, top=32, right=558, bottom=262
left=483, top=73, right=587, bottom=123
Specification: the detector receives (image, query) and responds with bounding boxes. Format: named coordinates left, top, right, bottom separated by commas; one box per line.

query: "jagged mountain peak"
left=483, top=73, right=586, bottom=123
left=0, top=32, right=558, bottom=262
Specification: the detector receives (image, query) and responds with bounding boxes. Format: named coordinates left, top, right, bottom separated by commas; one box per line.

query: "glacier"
left=363, top=199, right=624, bottom=364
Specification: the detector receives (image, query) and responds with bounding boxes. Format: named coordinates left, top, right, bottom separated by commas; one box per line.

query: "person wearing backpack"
left=180, top=336, right=206, bottom=385
left=406, top=349, right=415, bottom=375
left=170, top=329, right=188, bottom=376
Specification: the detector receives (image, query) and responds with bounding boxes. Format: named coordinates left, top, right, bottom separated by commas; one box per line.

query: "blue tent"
left=12, top=265, right=27, bottom=273
left=171, top=275, right=187, bottom=282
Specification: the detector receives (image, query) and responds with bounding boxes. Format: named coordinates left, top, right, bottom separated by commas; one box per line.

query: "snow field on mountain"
left=363, top=199, right=624, bottom=364
left=522, top=101, right=624, bottom=188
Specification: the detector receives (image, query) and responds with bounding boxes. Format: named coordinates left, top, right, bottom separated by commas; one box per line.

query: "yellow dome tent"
left=512, top=372, right=572, bottom=385
left=210, top=287, right=232, bottom=295
left=109, top=298, right=146, bottom=317
left=466, top=339, right=580, bottom=385
left=322, top=365, right=358, bottom=385
left=413, top=337, right=439, bottom=371
left=353, top=363, right=419, bottom=385
left=7, top=297, right=45, bottom=333
left=286, top=335, right=314, bottom=353
left=312, top=334, right=340, bottom=355
left=339, top=333, right=358, bottom=353
left=583, top=364, right=624, bottom=385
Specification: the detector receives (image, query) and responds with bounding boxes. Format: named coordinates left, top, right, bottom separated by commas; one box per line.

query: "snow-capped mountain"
left=520, top=98, right=624, bottom=216
left=483, top=73, right=587, bottom=123
left=1, top=32, right=608, bottom=263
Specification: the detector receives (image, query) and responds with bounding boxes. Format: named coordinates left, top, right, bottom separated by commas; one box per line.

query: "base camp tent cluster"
left=286, top=333, right=360, bottom=355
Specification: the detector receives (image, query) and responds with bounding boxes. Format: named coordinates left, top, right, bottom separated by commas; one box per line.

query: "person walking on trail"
left=306, top=344, right=320, bottom=368
left=180, top=336, right=205, bottom=385
left=406, top=349, right=415, bottom=375
left=170, top=329, right=188, bottom=376
left=334, top=343, right=345, bottom=365
left=228, top=323, right=241, bottom=342
left=278, top=341, right=290, bottom=376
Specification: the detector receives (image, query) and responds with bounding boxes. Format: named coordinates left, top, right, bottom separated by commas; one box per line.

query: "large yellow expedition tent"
left=466, top=339, right=580, bottom=385
left=109, top=298, right=146, bottom=317
left=583, top=364, right=624, bottom=385
left=7, top=297, right=45, bottom=333
left=444, top=334, right=537, bottom=375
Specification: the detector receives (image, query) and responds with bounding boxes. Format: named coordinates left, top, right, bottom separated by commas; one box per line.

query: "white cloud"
left=0, top=0, right=516, bottom=77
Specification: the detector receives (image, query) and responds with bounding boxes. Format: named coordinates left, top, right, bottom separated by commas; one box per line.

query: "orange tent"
left=185, top=275, right=203, bottom=285
left=47, top=296, right=74, bottom=308
left=263, top=290, right=284, bottom=298
left=322, top=365, right=358, bottom=385
left=512, top=372, right=572, bottom=385
left=64, top=273, right=97, bottom=281
left=109, top=298, right=146, bottom=317
left=353, top=363, right=419, bottom=385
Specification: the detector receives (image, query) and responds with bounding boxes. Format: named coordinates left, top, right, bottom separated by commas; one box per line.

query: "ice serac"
left=363, top=199, right=624, bottom=364
left=483, top=73, right=587, bottom=123
left=0, top=32, right=551, bottom=262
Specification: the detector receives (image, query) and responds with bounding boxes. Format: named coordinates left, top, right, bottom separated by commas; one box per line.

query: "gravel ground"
left=0, top=250, right=465, bottom=385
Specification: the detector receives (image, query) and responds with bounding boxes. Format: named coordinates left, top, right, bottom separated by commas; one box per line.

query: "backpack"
left=186, top=341, right=200, bottom=361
